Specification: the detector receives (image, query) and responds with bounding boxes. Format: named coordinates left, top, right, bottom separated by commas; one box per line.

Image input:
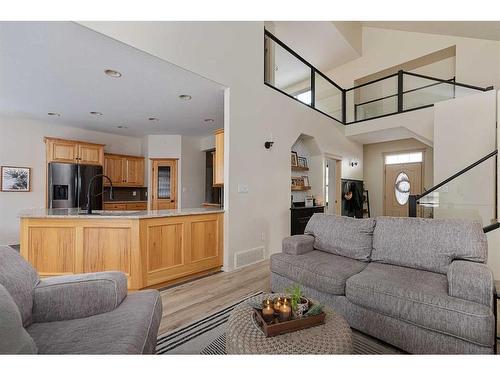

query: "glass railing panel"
left=345, top=75, right=398, bottom=123
left=454, top=85, right=487, bottom=99
left=417, top=158, right=496, bottom=226
left=314, top=72, right=342, bottom=122
left=402, top=74, right=455, bottom=110
left=264, top=35, right=311, bottom=103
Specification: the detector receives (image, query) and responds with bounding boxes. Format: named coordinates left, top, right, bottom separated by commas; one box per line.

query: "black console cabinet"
left=290, top=206, right=325, bottom=235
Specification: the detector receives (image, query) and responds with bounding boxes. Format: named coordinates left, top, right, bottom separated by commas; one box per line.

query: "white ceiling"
left=0, top=22, right=225, bottom=137
left=362, top=21, right=500, bottom=42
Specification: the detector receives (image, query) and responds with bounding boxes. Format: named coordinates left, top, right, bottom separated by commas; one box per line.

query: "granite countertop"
left=19, top=207, right=224, bottom=219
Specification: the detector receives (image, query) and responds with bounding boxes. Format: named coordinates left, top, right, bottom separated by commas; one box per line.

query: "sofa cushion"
left=271, top=250, right=368, bottom=295
left=27, top=290, right=162, bottom=354
left=372, top=217, right=487, bottom=274
left=345, top=263, right=494, bottom=347
left=0, top=246, right=40, bottom=327
left=0, top=285, right=38, bottom=354
left=304, top=214, right=375, bottom=261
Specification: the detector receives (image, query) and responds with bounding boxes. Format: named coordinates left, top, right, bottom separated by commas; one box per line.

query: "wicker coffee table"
left=226, top=293, right=352, bottom=354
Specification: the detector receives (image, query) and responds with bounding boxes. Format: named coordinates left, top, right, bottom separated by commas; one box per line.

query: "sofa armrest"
left=447, top=260, right=494, bottom=308
left=282, top=234, right=314, bottom=255
left=33, top=271, right=127, bottom=323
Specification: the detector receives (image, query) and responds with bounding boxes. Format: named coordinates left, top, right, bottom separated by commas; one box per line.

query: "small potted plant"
left=286, top=284, right=309, bottom=318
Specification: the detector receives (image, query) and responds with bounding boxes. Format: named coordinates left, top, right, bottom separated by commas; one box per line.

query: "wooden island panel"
left=27, top=226, right=76, bottom=276
left=147, top=222, right=185, bottom=272
left=83, top=227, right=131, bottom=276
left=141, top=213, right=223, bottom=287
left=190, top=216, right=219, bottom=262
left=20, top=212, right=223, bottom=290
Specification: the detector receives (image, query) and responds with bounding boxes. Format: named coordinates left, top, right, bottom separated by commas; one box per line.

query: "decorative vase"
left=293, top=297, right=310, bottom=318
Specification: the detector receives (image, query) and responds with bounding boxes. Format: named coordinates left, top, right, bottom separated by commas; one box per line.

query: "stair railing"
left=264, top=29, right=493, bottom=125
left=408, top=149, right=498, bottom=233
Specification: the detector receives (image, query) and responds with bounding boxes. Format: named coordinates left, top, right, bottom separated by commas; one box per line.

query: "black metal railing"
left=408, top=149, right=498, bottom=232
left=264, top=29, right=493, bottom=125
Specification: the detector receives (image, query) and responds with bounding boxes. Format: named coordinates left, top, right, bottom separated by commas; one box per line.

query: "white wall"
left=327, top=26, right=500, bottom=90
left=363, top=138, right=434, bottom=219
left=0, top=115, right=143, bottom=245
left=80, top=22, right=363, bottom=270
left=181, top=136, right=206, bottom=208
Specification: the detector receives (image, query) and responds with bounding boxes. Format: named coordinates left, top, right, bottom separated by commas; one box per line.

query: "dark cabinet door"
left=291, top=206, right=325, bottom=235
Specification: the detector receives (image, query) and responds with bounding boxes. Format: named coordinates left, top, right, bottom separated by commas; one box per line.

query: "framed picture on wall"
left=1, top=166, right=31, bottom=192
left=291, top=151, right=299, bottom=167
left=298, top=157, right=308, bottom=168
left=291, top=176, right=304, bottom=187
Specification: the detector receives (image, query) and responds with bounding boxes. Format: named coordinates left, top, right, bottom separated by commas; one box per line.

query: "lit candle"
left=273, top=297, right=283, bottom=312
left=262, top=304, right=275, bottom=323
left=279, top=302, right=291, bottom=322
left=262, top=298, right=273, bottom=308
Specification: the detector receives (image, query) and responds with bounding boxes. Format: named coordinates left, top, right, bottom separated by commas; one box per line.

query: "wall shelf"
left=291, top=186, right=311, bottom=191
left=291, top=166, right=309, bottom=172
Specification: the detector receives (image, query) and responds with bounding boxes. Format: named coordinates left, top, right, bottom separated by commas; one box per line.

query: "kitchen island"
left=19, top=207, right=224, bottom=289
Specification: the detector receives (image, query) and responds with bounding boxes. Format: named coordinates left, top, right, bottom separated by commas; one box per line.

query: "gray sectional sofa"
left=270, top=214, right=497, bottom=354
left=0, top=245, right=162, bottom=354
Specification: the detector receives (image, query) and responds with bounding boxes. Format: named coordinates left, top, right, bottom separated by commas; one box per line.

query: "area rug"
left=156, top=292, right=405, bottom=354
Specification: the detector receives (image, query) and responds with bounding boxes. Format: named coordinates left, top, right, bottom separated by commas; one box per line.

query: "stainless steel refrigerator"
left=48, top=163, right=103, bottom=210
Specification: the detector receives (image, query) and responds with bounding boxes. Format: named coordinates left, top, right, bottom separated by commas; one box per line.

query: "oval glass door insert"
left=394, top=172, right=410, bottom=205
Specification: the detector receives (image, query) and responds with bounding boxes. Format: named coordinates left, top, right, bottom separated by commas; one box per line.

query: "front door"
left=384, top=162, right=422, bottom=217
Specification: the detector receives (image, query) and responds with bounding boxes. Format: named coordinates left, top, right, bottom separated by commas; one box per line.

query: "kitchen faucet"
left=86, top=174, right=114, bottom=214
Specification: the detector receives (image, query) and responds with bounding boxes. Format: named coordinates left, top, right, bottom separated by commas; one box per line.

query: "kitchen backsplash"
left=104, top=187, right=148, bottom=202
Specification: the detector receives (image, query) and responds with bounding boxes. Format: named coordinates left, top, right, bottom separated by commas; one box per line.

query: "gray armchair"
left=0, top=245, right=162, bottom=354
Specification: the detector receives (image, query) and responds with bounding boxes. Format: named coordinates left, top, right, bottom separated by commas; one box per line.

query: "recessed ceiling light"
left=90, top=111, right=103, bottom=116
left=148, top=117, right=159, bottom=122
left=179, top=94, right=192, bottom=101
left=116, top=125, right=128, bottom=129
left=104, top=69, right=122, bottom=78
left=204, top=119, right=214, bottom=123
left=47, top=112, right=61, bottom=117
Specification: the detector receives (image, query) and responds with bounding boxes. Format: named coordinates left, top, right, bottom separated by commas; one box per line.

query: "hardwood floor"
left=158, top=260, right=270, bottom=335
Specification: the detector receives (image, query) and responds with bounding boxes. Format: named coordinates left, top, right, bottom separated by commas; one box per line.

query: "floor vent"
left=234, top=246, right=265, bottom=269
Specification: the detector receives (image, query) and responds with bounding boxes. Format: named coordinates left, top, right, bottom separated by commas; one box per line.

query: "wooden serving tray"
left=253, top=308, right=326, bottom=337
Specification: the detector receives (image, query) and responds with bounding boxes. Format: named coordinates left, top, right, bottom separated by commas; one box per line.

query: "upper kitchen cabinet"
left=77, top=143, right=104, bottom=165
left=104, top=153, right=145, bottom=187
left=213, top=129, right=224, bottom=186
left=45, top=137, right=104, bottom=165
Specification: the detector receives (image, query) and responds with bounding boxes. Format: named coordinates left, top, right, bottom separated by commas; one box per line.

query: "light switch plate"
left=238, top=184, right=249, bottom=193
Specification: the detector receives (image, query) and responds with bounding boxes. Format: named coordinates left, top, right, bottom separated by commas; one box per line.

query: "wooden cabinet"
left=213, top=129, right=224, bottom=186
left=77, top=143, right=104, bottom=165
left=151, top=159, right=178, bottom=210
left=290, top=206, right=325, bottom=235
left=125, top=158, right=144, bottom=186
left=103, top=202, right=148, bottom=211
left=104, top=155, right=124, bottom=185
left=20, top=212, right=224, bottom=289
left=103, top=203, right=127, bottom=211
left=126, top=202, right=147, bottom=210
left=104, top=153, right=145, bottom=187
left=45, top=137, right=104, bottom=165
